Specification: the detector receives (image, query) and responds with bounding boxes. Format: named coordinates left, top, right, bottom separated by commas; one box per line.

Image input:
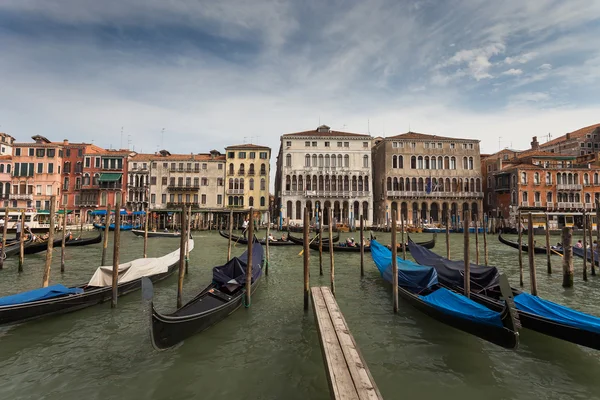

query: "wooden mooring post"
left=0, top=208, right=8, bottom=269
left=545, top=213, right=552, bottom=274
left=18, top=209, right=25, bottom=272
left=101, top=204, right=111, bottom=266
left=475, top=217, right=480, bottom=265
left=483, top=215, right=488, bottom=266
left=595, top=201, right=600, bottom=276
left=311, top=286, right=383, bottom=400
left=464, top=210, right=470, bottom=298
left=303, top=207, right=310, bottom=311
left=111, top=201, right=122, bottom=308
left=176, top=205, right=187, bottom=308
left=517, top=209, right=524, bottom=287
left=227, top=209, right=233, bottom=261
left=588, top=212, right=595, bottom=274
left=445, top=215, right=450, bottom=260
left=359, top=215, right=364, bottom=277
left=42, top=196, right=56, bottom=287
left=60, top=206, right=67, bottom=273
left=562, top=227, right=573, bottom=288
left=401, top=215, right=406, bottom=260
left=329, top=208, right=335, bottom=296
left=583, top=210, right=588, bottom=281
left=391, top=210, right=399, bottom=313
left=246, top=207, right=254, bottom=308
left=319, top=210, right=324, bottom=276
left=265, top=211, right=270, bottom=275
left=527, top=213, right=538, bottom=296
left=143, top=209, right=149, bottom=258
left=185, top=206, right=191, bottom=274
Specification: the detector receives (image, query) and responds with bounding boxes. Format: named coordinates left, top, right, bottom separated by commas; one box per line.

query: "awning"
left=132, top=211, right=146, bottom=215
left=90, top=209, right=129, bottom=215
left=57, top=210, right=74, bottom=214
left=98, top=173, right=122, bottom=182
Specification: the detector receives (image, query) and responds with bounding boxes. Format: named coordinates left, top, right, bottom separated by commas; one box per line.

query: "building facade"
left=372, top=132, right=483, bottom=226
left=225, top=144, right=271, bottom=219
left=481, top=148, right=520, bottom=217
left=275, top=125, right=372, bottom=226
left=11, top=136, right=63, bottom=210
left=96, top=150, right=131, bottom=210
left=540, top=123, right=600, bottom=156
left=127, top=154, right=150, bottom=211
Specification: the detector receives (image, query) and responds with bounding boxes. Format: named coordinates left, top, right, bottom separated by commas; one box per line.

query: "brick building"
left=540, top=123, right=600, bottom=156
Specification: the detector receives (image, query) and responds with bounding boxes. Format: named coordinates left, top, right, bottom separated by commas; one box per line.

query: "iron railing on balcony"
left=386, top=190, right=483, bottom=199
left=556, top=184, right=583, bottom=190
left=167, top=184, right=200, bottom=191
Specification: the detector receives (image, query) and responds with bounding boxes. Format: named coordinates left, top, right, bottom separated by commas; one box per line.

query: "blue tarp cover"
left=370, top=240, right=439, bottom=292
left=420, top=288, right=503, bottom=328
left=515, top=293, right=600, bottom=334
left=0, top=284, right=83, bottom=306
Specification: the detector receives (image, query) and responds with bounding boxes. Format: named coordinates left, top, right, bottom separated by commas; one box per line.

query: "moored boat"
left=498, top=234, right=562, bottom=255
left=144, top=241, right=263, bottom=350
left=64, top=231, right=103, bottom=247
left=132, top=229, right=181, bottom=238
left=218, top=230, right=339, bottom=246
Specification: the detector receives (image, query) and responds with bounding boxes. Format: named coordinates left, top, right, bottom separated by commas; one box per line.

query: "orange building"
left=11, top=135, right=63, bottom=210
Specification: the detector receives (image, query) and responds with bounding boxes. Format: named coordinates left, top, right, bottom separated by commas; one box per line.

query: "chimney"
left=566, top=133, right=571, bottom=140
left=530, top=136, right=539, bottom=151
left=63, top=139, right=69, bottom=146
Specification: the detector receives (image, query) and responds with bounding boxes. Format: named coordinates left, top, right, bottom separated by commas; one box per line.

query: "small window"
left=47, top=149, right=55, bottom=157
left=202, top=163, right=207, bottom=170
left=29, top=148, right=34, bottom=156
left=218, top=164, right=223, bottom=170
left=424, top=143, right=429, bottom=148
left=392, top=142, right=398, bottom=148
left=437, top=143, right=442, bottom=148
left=249, top=152, right=256, bottom=159
left=337, top=142, right=342, bottom=147
left=325, top=142, right=330, bottom=147
left=15, top=148, right=21, bottom=156
left=344, top=142, right=349, bottom=147
left=286, top=141, right=292, bottom=146
left=238, top=152, right=246, bottom=159
left=581, top=143, right=585, bottom=147
left=363, top=142, right=369, bottom=148
left=36, top=148, right=45, bottom=157
left=469, top=144, right=474, bottom=149
left=450, top=143, right=455, bottom=149
left=228, top=151, right=235, bottom=158
left=65, top=149, right=70, bottom=157
left=305, top=141, right=310, bottom=147
left=259, top=152, right=268, bottom=159
left=311, top=142, right=317, bottom=147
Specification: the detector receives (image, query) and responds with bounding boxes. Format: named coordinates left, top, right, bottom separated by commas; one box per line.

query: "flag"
left=425, top=178, right=432, bottom=194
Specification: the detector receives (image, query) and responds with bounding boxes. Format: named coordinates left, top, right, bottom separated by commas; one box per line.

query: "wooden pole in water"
left=319, top=210, right=324, bottom=276
left=475, top=217, right=480, bottom=265
left=583, top=209, right=588, bottom=281
left=445, top=215, right=450, bottom=260
left=0, top=208, right=8, bottom=269
left=401, top=214, right=406, bottom=260
left=18, top=209, right=25, bottom=272
left=545, top=212, right=552, bottom=274
left=101, top=204, right=111, bottom=265
left=329, top=207, right=335, bottom=296
left=143, top=209, right=149, bottom=258
left=60, top=206, right=67, bottom=273
left=176, top=205, right=187, bottom=308
left=246, top=207, right=254, bottom=307
left=111, top=201, right=121, bottom=308
left=80, top=210, right=84, bottom=232
left=186, top=205, right=191, bottom=274
left=562, top=227, right=573, bottom=288
left=360, top=215, right=364, bottom=277
left=391, top=210, right=399, bottom=313
left=265, top=211, right=270, bottom=275
left=527, top=213, right=538, bottom=295
left=595, top=201, right=600, bottom=276
left=588, top=212, right=595, bottom=274
left=483, top=215, right=488, bottom=266
left=517, top=209, right=524, bottom=287
left=303, top=207, right=310, bottom=311
left=227, top=209, right=233, bottom=261
left=463, top=210, right=470, bottom=298
left=42, top=196, right=56, bottom=287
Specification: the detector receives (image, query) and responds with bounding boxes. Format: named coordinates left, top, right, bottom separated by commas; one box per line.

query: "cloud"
left=502, top=68, right=523, bottom=76
left=434, top=42, right=506, bottom=81
left=538, top=63, right=553, bottom=70
left=504, top=52, right=537, bottom=64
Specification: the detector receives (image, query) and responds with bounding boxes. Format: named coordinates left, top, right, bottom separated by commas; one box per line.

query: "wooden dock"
left=311, top=287, right=383, bottom=400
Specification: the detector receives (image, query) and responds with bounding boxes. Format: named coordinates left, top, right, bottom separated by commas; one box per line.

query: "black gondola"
left=218, top=230, right=339, bottom=246
left=498, top=234, right=563, bottom=255
left=0, top=242, right=189, bottom=326
left=572, top=246, right=600, bottom=267
left=1, top=238, right=34, bottom=259
left=144, top=241, right=264, bottom=350
left=287, top=232, right=435, bottom=253
left=65, top=232, right=103, bottom=247
left=132, top=229, right=181, bottom=238
left=22, top=237, right=65, bottom=255
left=409, top=239, right=600, bottom=350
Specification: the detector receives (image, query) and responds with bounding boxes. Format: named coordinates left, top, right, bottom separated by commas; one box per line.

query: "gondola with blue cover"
left=370, top=240, right=519, bottom=349
left=409, top=239, right=600, bottom=350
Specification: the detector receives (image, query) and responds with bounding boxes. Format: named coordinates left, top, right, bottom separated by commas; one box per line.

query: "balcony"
left=557, top=184, right=582, bottom=190
left=585, top=203, right=594, bottom=210
left=167, top=184, right=200, bottom=191
left=534, top=202, right=542, bottom=207
left=546, top=202, right=554, bottom=209
left=227, top=189, right=244, bottom=195
left=521, top=201, right=529, bottom=207
left=238, top=170, right=246, bottom=176
left=167, top=202, right=200, bottom=208
left=9, top=194, right=33, bottom=200
left=385, top=190, right=483, bottom=199
left=247, top=170, right=255, bottom=176
left=557, top=202, right=584, bottom=209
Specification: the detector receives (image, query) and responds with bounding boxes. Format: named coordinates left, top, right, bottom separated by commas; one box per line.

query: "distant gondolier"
left=242, top=218, right=249, bottom=238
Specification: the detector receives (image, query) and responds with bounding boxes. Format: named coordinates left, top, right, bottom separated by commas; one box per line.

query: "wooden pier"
left=311, top=286, right=383, bottom=400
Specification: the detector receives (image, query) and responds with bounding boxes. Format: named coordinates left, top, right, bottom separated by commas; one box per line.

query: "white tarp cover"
left=87, top=239, right=194, bottom=287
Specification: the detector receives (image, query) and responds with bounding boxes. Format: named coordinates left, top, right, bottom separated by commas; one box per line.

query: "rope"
left=243, top=292, right=251, bottom=308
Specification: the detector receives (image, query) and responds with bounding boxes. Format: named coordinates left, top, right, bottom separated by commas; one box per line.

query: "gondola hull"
left=498, top=234, right=558, bottom=255
left=0, top=262, right=178, bottom=326
left=288, top=233, right=435, bottom=253
left=64, top=232, right=103, bottom=247
left=22, top=237, right=64, bottom=255
left=93, top=223, right=141, bottom=231
left=218, top=230, right=339, bottom=246
left=132, top=229, right=181, bottom=238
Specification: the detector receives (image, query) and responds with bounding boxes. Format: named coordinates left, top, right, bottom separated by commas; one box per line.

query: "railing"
left=585, top=203, right=594, bottom=210
left=521, top=201, right=529, bottom=207
left=534, top=202, right=542, bottom=207
left=557, top=184, right=582, bottom=190
left=495, top=185, right=510, bottom=191
left=238, top=171, right=245, bottom=175
left=167, top=202, right=200, bottom=208
left=248, top=170, right=255, bottom=175
left=304, top=190, right=370, bottom=198
left=226, top=189, right=244, bottom=195
left=167, top=184, right=200, bottom=191
left=557, top=202, right=584, bottom=209
left=546, top=202, right=554, bottom=209
left=260, top=170, right=267, bottom=175
left=385, top=190, right=483, bottom=199
left=9, top=194, right=33, bottom=200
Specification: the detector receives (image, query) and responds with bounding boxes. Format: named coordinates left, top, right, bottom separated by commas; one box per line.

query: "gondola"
left=21, top=237, right=65, bottom=255
left=65, top=231, right=103, bottom=247
left=0, top=240, right=193, bottom=326
left=144, top=240, right=263, bottom=350
left=370, top=240, right=519, bottom=349
left=218, top=230, right=339, bottom=246
left=498, top=234, right=563, bottom=255
left=132, top=229, right=181, bottom=238
left=572, top=246, right=600, bottom=267
left=408, top=240, right=600, bottom=350
left=1, top=237, right=34, bottom=258
left=93, top=223, right=141, bottom=231
left=387, top=234, right=436, bottom=251
left=287, top=232, right=435, bottom=253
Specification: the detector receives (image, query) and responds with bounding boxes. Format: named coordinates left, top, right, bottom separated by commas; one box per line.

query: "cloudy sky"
left=1, top=0, right=599, bottom=161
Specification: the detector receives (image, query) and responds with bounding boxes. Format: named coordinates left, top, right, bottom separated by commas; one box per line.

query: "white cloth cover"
left=87, top=239, right=194, bottom=287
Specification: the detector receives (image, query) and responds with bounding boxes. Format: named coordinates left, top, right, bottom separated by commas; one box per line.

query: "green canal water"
left=1, top=231, right=600, bottom=400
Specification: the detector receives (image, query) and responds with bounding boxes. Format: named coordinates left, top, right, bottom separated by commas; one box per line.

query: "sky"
left=1, top=0, right=600, bottom=166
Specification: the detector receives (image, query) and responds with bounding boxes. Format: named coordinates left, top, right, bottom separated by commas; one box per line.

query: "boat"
left=287, top=233, right=435, bottom=253
left=218, top=230, right=339, bottom=246
left=498, top=234, right=562, bottom=255
left=572, top=247, right=600, bottom=267
left=370, top=240, right=519, bottom=349
left=132, top=229, right=181, bottom=238
left=408, top=240, right=600, bottom=350
left=455, top=227, right=487, bottom=234
left=93, top=223, right=141, bottom=231
left=21, top=237, right=65, bottom=255
left=0, top=240, right=192, bottom=326
left=143, top=240, right=263, bottom=350
left=64, top=231, right=103, bottom=247
left=423, top=226, right=445, bottom=233
left=1, top=238, right=34, bottom=259
left=387, top=234, right=436, bottom=251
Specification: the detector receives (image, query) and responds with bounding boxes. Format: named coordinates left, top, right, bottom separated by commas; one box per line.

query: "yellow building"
left=225, top=144, right=271, bottom=219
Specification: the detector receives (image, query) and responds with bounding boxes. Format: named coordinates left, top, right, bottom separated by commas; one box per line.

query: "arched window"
left=363, top=155, right=369, bottom=168
left=318, top=154, right=324, bottom=167
left=249, top=178, right=254, bottom=190
left=595, top=173, right=599, bottom=185
left=584, top=173, right=589, bottom=185
left=228, top=196, right=233, bottom=206
left=444, top=156, right=450, bottom=169
left=338, top=154, right=342, bottom=166
left=344, top=155, right=350, bottom=167
left=6, top=164, right=10, bottom=173
left=417, top=156, right=423, bottom=169
left=305, top=154, right=310, bottom=167
left=586, top=193, right=591, bottom=203
left=521, top=172, right=527, bottom=184
left=249, top=197, right=254, bottom=207
left=325, top=154, right=330, bottom=167
left=312, top=154, right=317, bottom=167
left=249, top=163, right=255, bottom=174
left=431, top=157, right=436, bottom=169
left=286, top=154, right=292, bottom=167
left=547, top=192, right=553, bottom=203
left=411, top=156, right=416, bottom=169
left=398, top=155, right=403, bottom=168
left=450, top=157, right=456, bottom=169
left=240, top=178, right=245, bottom=190
left=235, top=178, right=240, bottom=190
left=0, top=164, right=4, bottom=173
left=387, top=177, right=392, bottom=191
left=63, top=177, right=69, bottom=190
left=424, top=156, right=430, bottom=169
left=546, top=172, right=552, bottom=184
left=93, top=174, right=99, bottom=186
left=534, top=172, right=540, bottom=184
left=83, top=174, right=90, bottom=186
left=260, top=196, right=265, bottom=207
left=239, top=163, right=245, bottom=174
left=393, top=155, right=397, bottom=169
left=261, top=178, right=266, bottom=191
left=229, top=178, right=234, bottom=189
left=463, top=157, right=468, bottom=169
left=298, top=176, right=304, bottom=191
left=331, top=154, right=337, bottom=167
left=229, top=163, right=234, bottom=175
left=469, top=157, right=474, bottom=170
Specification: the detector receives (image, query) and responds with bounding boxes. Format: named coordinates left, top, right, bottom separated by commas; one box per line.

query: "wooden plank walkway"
left=311, top=286, right=383, bottom=400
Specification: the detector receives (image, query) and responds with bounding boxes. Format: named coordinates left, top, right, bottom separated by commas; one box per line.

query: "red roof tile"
left=386, top=131, right=476, bottom=141
left=282, top=126, right=369, bottom=138
left=226, top=144, right=271, bottom=150
left=541, top=123, right=600, bottom=147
